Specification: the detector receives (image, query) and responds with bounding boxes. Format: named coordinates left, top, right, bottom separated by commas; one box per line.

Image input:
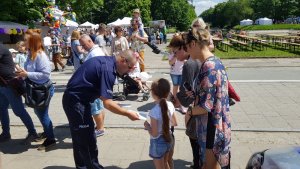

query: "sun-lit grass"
left=214, top=46, right=300, bottom=59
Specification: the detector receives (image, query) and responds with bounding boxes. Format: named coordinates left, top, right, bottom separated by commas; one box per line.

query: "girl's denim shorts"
left=149, top=135, right=172, bottom=159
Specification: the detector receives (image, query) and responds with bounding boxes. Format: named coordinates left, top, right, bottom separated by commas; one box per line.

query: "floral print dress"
left=193, top=56, right=231, bottom=167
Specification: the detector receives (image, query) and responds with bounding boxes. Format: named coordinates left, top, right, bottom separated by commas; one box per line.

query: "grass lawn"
left=215, top=46, right=300, bottom=59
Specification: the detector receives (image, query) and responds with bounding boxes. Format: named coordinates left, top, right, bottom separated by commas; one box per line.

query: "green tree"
left=0, top=0, right=47, bottom=24
left=104, top=0, right=151, bottom=25
left=151, top=0, right=196, bottom=31
left=57, top=0, right=104, bottom=23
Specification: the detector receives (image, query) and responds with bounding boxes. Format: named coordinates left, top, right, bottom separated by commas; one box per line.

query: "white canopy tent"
left=255, top=17, right=273, bottom=25
left=65, top=19, right=78, bottom=27
left=240, top=19, right=253, bottom=26
left=79, top=21, right=96, bottom=28
left=107, top=19, right=122, bottom=26
left=108, top=17, right=132, bottom=27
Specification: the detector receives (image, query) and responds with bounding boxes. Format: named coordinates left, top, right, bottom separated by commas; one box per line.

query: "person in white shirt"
left=94, top=23, right=109, bottom=55
left=111, top=26, right=129, bottom=55
left=43, top=33, right=52, bottom=60
left=79, top=34, right=107, bottom=137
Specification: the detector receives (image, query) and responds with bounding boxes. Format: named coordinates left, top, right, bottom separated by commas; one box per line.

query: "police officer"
left=62, top=49, right=140, bottom=169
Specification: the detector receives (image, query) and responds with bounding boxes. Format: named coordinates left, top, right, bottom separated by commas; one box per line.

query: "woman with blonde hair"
left=183, top=28, right=231, bottom=169
left=191, top=18, right=215, bottom=51
left=71, top=30, right=85, bottom=70
left=16, top=29, right=56, bottom=150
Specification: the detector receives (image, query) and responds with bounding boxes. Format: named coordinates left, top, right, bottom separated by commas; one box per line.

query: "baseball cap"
left=133, top=8, right=140, bottom=13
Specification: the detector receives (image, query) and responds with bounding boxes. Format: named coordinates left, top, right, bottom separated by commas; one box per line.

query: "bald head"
left=79, top=34, right=94, bottom=51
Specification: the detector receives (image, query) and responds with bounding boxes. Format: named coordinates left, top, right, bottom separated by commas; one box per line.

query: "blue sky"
left=192, top=0, right=227, bottom=16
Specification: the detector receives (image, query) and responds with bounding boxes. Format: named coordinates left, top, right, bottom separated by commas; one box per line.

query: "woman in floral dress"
left=183, top=28, right=231, bottom=169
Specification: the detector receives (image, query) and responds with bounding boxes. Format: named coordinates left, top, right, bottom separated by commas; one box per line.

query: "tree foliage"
left=201, top=0, right=300, bottom=28
left=0, top=0, right=47, bottom=24
left=151, top=0, right=197, bottom=31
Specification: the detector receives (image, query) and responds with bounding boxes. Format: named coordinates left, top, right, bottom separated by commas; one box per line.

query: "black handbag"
left=24, top=78, right=53, bottom=108
left=185, top=107, right=198, bottom=140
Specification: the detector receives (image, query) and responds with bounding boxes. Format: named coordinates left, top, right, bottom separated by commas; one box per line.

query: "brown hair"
left=25, top=29, right=44, bottom=60
left=167, top=34, right=185, bottom=49
left=114, top=26, right=123, bottom=34
left=151, top=78, right=171, bottom=142
left=71, top=30, right=81, bottom=40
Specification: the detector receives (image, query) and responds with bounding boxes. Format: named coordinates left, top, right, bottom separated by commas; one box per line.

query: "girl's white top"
left=148, top=101, right=175, bottom=139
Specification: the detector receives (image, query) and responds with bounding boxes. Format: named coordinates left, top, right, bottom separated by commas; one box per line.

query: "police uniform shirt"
left=66, top=56, right=117, bottom=103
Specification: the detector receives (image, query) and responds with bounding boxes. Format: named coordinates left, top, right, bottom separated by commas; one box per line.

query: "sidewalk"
left=2, top=126, right=300, bottom=169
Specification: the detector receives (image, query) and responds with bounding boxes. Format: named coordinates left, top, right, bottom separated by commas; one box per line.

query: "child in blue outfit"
left=129, top=8, right=144, bottom=37
left=144, top=78, right=177, bottom=169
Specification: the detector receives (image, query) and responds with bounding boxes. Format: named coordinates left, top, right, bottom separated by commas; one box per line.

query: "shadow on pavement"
left=137, top=102, right=155, bottom=112
left=44, top=166, right=74, bottom=169
left=105, top=159, right=190, bottom=169
left=0, top=138, right=38, bottom=154
left=50, top=125, right=73, bottom=151
left=0, top=125, right=73, bottom=154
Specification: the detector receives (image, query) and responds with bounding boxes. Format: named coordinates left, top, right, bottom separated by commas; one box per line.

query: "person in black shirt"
left=0, top=44, right=38, bottom=142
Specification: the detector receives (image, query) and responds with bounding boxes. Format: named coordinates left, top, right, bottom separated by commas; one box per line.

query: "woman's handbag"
left=185, top=107, right=198, bottom=140
left=24, top=78, right=53, bottom=108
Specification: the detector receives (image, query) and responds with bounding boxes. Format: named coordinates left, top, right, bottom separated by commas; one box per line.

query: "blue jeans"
left=0, top=86, right=36, bottom=135
left=33, top=85, right=55, bottom=139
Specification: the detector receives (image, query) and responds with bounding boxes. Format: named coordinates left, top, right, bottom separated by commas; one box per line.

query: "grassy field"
left=214, top=46, right=300, bottom=59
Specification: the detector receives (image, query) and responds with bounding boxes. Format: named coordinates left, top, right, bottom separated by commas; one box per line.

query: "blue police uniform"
left=62, top=56, right=117, bottom=169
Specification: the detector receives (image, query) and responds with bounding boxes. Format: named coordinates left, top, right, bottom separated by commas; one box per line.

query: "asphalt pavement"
left=1, top=43, right=300, bottom=169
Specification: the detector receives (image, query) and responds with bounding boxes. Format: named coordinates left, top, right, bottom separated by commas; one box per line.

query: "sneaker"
left=0, top=133, right=11, bottom=142
left=52, top=69, right=59, bottom=72
left=95, top=129, right=105, bottom=137
left=21, top=133, right=39, bottom=145
left=37, top=138, right=56, bottom=151
left=35, top=132, right=47, bottom=142
left=62, top=65, right=66, bottom=71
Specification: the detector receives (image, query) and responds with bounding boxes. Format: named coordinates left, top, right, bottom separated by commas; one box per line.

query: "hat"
left=133, top=8, right=140, bottom=13
left=9, top=48, right=18, bottom=53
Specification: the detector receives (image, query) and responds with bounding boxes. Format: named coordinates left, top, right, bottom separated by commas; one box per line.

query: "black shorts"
left=206, top=112, right=216, bottom=149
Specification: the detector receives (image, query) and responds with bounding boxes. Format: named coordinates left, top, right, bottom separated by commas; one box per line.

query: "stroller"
left=113, top=74, right=150, bottom=101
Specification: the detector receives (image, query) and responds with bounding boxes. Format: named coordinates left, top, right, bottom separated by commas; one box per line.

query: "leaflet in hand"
left=138, top=111, right=148, bottom=121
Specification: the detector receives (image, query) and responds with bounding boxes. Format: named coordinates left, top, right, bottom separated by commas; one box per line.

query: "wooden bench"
left=275, top=41, right=290, bottom=49
left=220, top=41, right=232, bottom=52
left=289, top=43, right=300, bottom=51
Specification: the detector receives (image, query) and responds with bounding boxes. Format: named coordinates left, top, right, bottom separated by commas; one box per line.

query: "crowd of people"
left=0, top=7, right=235, bottom=169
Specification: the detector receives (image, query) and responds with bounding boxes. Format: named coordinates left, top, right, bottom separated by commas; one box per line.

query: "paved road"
left=1, top=44, right=300, bottom=168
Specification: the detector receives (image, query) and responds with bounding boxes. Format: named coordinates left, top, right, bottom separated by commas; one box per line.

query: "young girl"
left=144, top=78, right=177, bottom=169
left=15, top=41, right=27, bottom=68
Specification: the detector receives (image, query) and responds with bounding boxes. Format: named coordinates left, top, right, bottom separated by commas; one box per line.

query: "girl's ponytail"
left=160, top=98, right=171, bottom=143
